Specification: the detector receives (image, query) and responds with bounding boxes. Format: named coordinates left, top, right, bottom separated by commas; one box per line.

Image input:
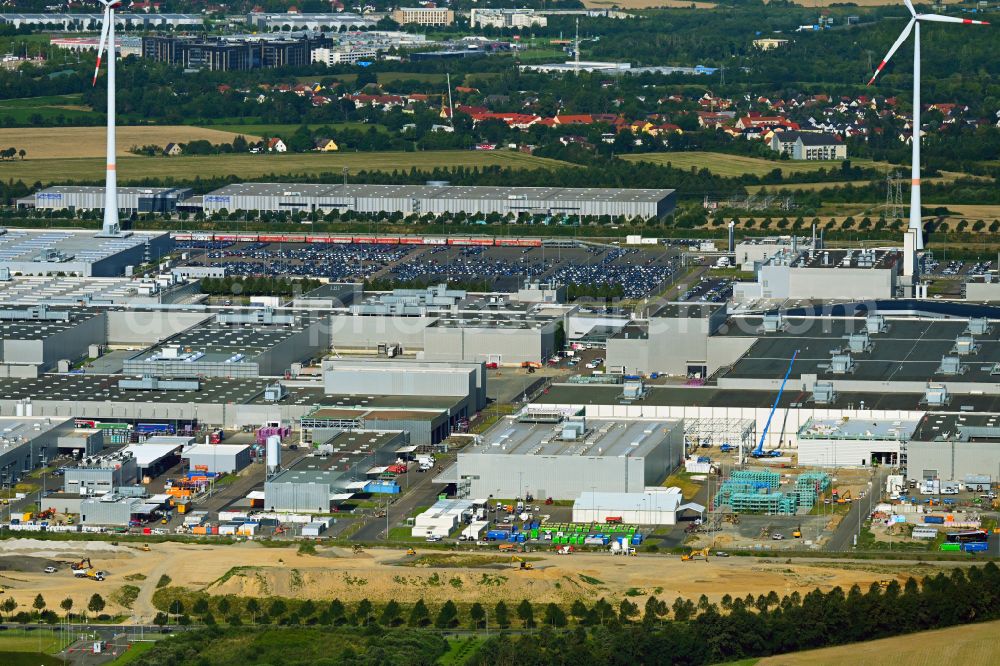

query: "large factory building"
left=444, top=415, right=685, bottom=500
left=201, top=183, right=676, bottom=219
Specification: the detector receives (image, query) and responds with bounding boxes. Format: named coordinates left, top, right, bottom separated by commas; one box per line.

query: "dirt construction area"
left=0, top=539, right=972, bottom=622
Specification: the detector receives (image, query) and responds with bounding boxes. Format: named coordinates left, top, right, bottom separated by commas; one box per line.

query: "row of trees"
left=1, top=592, right=106, bottom=624
left=0, top=147, right=25, bottom=160
left=199, top=276, right=323, bottom=297
left=140, top=563, right=1000, bottom=665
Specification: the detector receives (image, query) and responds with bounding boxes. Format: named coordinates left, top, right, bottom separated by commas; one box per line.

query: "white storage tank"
left=266, top=435, right=281, bottom=474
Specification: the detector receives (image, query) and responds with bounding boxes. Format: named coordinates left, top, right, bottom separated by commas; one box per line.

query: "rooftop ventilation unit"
left=216, top=309, right=294, bottom=326
left=0, top=305, right=70, bottom=322
left=829, top=353, right=855, bottom=375
left=761, top=313, right=784, bottom=333
left=967, top=318, right=992, bottom=336
left=865, top=314, right=887, bottom=334
left=924, top=383, right=949, bottom=407
left=118, top=376, right=200, bottom=391
left=936, top=356, right=965, bottom=376
left=561, top=419, right=586, bottom=441
left=622, top=379, right=646, bottom=400
left=847, top=332, right=872, bottom=354
left=812, top=381, right=837, bottom=405
left=263, top=383, right=287, bottom=402
left=953, top=335, right=979, bottom=356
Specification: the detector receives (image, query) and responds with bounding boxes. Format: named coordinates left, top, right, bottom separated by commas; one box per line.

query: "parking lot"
left=920, top=256, right=993, bottom=277
left=680, top=276, right=733, bottom=303
left=176, top=241, right=681, bottom=299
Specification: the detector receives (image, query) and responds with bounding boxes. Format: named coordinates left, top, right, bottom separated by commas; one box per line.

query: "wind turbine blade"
left=92, top=7, right=111, bottom=87
left=867, top=18, right=915, bottom=86
left=918, top=13, right=989, bottom=24
left=903, top=0, right=916, bottom=16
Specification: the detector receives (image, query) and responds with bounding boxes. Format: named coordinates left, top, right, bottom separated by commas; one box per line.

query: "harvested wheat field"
left=0, top=539, right=972, bottom=623
left=0, top=126, right=262, bottom=160
left=760, top=619, right=1000, bottom=665
left=0, top=150, right=570, bottom=185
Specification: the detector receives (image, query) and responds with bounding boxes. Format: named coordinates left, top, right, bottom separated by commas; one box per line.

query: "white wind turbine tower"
left=92, top=0, right=129, bottom=237
left=867, top=0, right=986, bottom=278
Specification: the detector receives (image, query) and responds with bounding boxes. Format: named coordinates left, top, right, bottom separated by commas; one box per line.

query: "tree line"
left=132, top=562, right=1000, bottom=664
left=199, top=276, right=322, bottom=297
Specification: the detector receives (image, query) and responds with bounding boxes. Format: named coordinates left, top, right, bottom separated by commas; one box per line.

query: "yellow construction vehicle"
left=681, top=547, right=710, bottom=562
left=511, top=555, right=533, bottom=571
left=71, top=558, right=93, bottom=576
left=405, top=548, right=416, bottom=556
left=792, top=525, right=802, bottom=539
left=878, top=579, right=892, bottom=589
left=140, top=544, right=151, bottom=552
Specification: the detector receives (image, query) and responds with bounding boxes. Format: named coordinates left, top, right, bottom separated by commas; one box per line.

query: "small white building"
left=796, top=418, right=919, bottom=468
left=572, top=490, right=692, bottom=525
left=182, top=443, right=252, bottom=475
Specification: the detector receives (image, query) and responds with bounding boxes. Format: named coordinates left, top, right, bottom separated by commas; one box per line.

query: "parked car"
left=771, top=533, right=784, bottom=540
left=44, top=566, right=57, bottom=574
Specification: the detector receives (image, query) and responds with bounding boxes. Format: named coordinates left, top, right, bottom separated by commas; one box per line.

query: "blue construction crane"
left=752, top=349, right=799, bottom=458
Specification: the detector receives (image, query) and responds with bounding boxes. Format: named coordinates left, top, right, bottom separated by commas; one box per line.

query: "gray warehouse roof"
left=717, top=316, right=1000, bottom=384
left=650, top=303, right=724, bottom=319
left=532, top=383, right=1000, bottom=412
left=126, top=318, right=318, bottom=365
left=0, top=228, right=166, bottom=265
left=912, top=412, right=1000, bottom=442
left=468, top=417, right=678, bottom=458
left=0, top=307, right=100, bottom=340
left=269, top=431, right=399, bottom=485
left=205, top=182, right=674, bottom=203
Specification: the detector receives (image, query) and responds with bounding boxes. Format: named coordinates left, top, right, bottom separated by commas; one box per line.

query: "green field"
left=198, top=122, right=387, bottom=136
left=0, top=94, right=93, bottom=124
left=0, top=628, right=74, bottom=656
left=622, top=151, right=881, bottom=177
left=1, top=149, right=571, bottom=185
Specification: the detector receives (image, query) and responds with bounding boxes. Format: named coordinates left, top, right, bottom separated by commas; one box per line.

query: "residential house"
left=314, top=138, right=339, bottom=152
left=267, top=138, right=287, bottom=153
left=769, top=131, right=846, bottom=160
left=559, top=135, right=595, bottom=150
left=554, top=114, right=594, bottom=126
left=163, top=142, right=182, bottom=156
left=697, top=111, right=734, bottom=128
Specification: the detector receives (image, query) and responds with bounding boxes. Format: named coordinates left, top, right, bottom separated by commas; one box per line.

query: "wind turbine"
left=867, top=0, right=986, bottom=261
left=92, top=0, right=128, bottom=237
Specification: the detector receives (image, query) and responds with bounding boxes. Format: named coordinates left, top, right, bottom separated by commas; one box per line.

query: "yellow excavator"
left=405, top=548, right=416, bottom=556
left=681, top=547, right=710, bottom=562
left=792, top=525, right=802, bottom=539
left=511, top=555, right=533, bottom=571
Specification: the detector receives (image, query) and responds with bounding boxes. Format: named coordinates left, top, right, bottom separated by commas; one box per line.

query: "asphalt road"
left=351, top=456, right=450, bottom=543
left=827, top=468, right=885, bottom=552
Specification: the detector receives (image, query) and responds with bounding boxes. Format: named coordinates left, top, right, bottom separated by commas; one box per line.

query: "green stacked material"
left=730, top=469, right=781, bottom=489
